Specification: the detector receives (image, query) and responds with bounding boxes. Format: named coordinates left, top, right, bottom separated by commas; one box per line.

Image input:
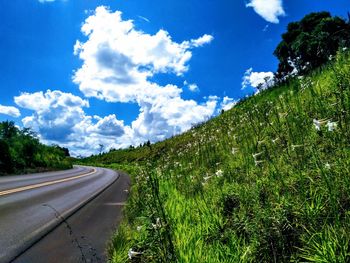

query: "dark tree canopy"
left=274, top=11, right=350, bottom=79
left=0, top=121, right=71, bottom=174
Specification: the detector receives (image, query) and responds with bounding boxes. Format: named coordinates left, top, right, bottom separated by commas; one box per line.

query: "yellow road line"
left=0, top=168, right=97, bottom=197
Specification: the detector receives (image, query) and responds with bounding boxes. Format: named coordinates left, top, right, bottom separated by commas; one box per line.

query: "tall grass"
left=81, top=50, right=350, bottom=262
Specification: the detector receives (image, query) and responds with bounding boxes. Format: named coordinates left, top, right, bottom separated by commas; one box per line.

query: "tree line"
left=0, top=121, right=71, bottom=175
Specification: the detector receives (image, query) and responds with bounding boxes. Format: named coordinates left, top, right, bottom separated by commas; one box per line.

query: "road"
left=0, top=165, right=130, bottom=263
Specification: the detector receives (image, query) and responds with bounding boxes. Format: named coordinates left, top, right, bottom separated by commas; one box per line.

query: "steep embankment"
left=81, top=51, right=350, bottom=262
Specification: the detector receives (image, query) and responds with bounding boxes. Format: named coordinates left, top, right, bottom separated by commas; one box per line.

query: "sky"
left=0, top=0, right=349, bottom=156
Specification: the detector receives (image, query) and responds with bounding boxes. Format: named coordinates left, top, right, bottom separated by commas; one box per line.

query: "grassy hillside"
left=80, top=50, right=350, bottom=262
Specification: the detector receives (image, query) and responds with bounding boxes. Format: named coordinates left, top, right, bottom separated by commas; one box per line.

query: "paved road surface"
left=0, top=166, right=130, bottom=263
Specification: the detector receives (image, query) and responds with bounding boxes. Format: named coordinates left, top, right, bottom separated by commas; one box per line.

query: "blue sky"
left=0, top=0, right=348, bottom=155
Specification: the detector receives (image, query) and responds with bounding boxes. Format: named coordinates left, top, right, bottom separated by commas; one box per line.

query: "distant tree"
left=98, top=144, right=104, bottom=154
left=0, top=121, right=72, bottom=174
left=0, top=121, right=18, bottom=140
left=0, top=140, right=13, bottom=174
left=274, top=12, right=350, bottom=79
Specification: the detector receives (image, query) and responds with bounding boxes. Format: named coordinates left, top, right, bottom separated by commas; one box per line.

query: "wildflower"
left=343, top=47, right=348, bottom=51
left=128, top=248, right=142, bottom=259
left=255, top=160, right=264, bottom=166
left=291, top=144, right=304, bottom=151
left=326, top=121, right=337, bottom=132
left=215, top=170, right=223, bottom=177
left=252, top=152, right=263, bottom=159
left=203, top=175, right=213, bottom=181
left=231, top=147, right=239, bottom=155
left=272, top=138, right=279, bottom=143
left=258, top=140, right=265, bottom=145
left=279, top=112, right=287, bottom=118
left=325, top=163, right=331, bottom=170
left=152, top=218, right=162, bottom=229
left=137, top=226, right=142, bottom=231
left=313, top=118, right=329, bottom=130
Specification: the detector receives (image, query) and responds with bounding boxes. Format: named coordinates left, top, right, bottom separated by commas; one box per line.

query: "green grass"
left=79, top=50, right=350, bottom=262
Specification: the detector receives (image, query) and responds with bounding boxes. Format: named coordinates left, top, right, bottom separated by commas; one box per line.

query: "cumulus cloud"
left=242, top=68, right=274, bottom=90
left=184, top=81, right=199, bottom=92
left=13, top=6, right=218, bottom=156
left=246, top=0, right=285, bottom=23
left=15, top=90, right=90, bottom=141
left=73, top=6, right=217, bottom=146
left=132, top=95, right=217, bottom=141
left=73, top=6, right=213, bottom=102
left=14, top=89, right=133, bottom=156
left=0, top=105, right=21, bottom=117
left=87, top=114, right=126, bottom=136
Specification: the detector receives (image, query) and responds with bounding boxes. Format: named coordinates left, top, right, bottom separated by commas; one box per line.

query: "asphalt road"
left=0, top=166, right=130, bottom=263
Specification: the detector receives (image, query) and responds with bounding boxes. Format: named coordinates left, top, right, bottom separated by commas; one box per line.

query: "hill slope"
left=80, top=50, right=350, bottom=262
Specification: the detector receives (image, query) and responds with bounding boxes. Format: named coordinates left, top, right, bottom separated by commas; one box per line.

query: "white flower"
left=313, top=119, right=321, bottom=130
left=291, top=144, right=304, bottom=151
left=231, top=147, right=239, bottom=155
left=137, top=226, right=142, bottom=231
left=326, top=121, right=337, bottom=132
left=203, top=175, right=213, bottom=181
left=313, top=118, right=329, bottom=131
left=252, top=152, right=263, bottom=160
left=272, top=138, right=279, bottom=144
left=128, top=248, right=142, bottom=259
left=258, top=140, right=265, bottom=145
left=215, top=169, right=223, bottom=177
left=325, top=163, right=331, bottom=170
left=152, top=218, right=162, bottom=229
left=255, top=160, right=264, bottom=166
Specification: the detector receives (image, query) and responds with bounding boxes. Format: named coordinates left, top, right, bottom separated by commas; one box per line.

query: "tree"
left=0, top=140, right=13, bottom=174
left=0, top=121, right=18, bottom=140
left=274, top=12, right=350, bottom=79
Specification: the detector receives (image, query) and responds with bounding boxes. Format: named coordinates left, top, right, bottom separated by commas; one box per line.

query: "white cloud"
left=246, top=0, right=285, bottom=23
left=14, top=89, right=133, bottom=156
left=190, top=34, right=214, bottom=47
left=73, top=6, right=213, bottom=102
left=138, top=15, right=150, bottom=23
left=15, top=90, right=90, bottom=141
left=0, top=105, right=21, bottom=117
left=188, top=84, right=199, bottom=92
left=38, top=0, right=56, bottom=3
left=13, top=7, right=217, bottom=156
left=220, top=96, right=237, bottom=112
left=184, top=81, right=199, bottom=92
left=132, top=95, right=217, bottom=141
left=72, top=6, right=217, bottom=148
left=242, top=68, right=274, bottom=90
left=86, top=114, right=126, bottom=136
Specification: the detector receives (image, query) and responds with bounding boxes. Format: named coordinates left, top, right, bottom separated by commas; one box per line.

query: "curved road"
left=0, top=165, right=130, bottom=263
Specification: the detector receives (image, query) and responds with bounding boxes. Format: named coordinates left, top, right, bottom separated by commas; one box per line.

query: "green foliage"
left=274, top=11, right=350, bottom=79
left=80, top=50, right=350, bottom=262
left=0, top=121, right=72, bottom=175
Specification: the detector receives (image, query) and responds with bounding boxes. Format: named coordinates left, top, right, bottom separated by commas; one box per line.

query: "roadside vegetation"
left=79, top=12, right=350, bottom=262
left=0, top=121, right=72, bottom=175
